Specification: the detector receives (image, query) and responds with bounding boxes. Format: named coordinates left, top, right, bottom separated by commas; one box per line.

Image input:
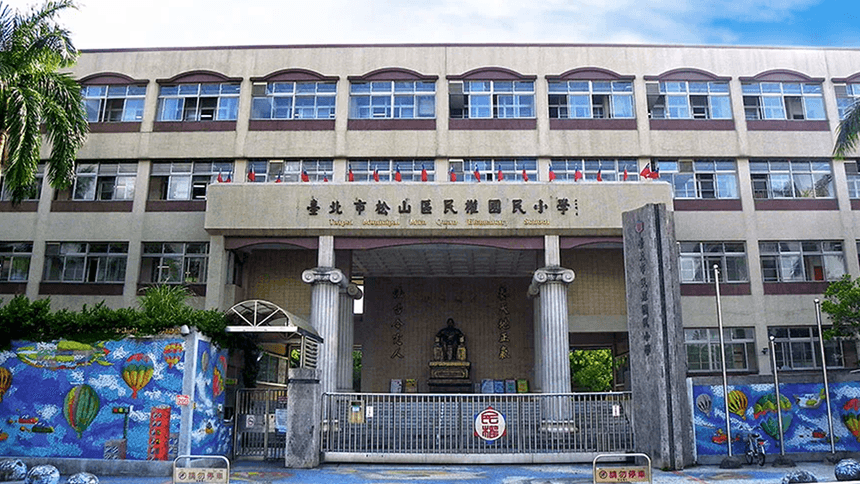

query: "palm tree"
left=835, top=99, right=860, bottom=159
left=0, top=0, right=87, bottom=202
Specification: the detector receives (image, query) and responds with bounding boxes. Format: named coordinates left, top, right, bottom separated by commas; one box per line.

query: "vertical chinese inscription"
left=636, top=221, right=652, bottom=356
left=497, top=285, right=510, bottom=359
left=390, top=286, right=405, bottom=359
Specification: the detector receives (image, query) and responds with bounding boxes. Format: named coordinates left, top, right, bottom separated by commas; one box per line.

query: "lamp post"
left=814, top=298, right=836, bottom=455
left=714, top=264, right=732, bottom=457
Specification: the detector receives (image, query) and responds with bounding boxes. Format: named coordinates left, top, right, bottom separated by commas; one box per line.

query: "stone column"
left=528, top=266, right=575, bottom=395
left=302, top=236, right=343, bottom=395
left=531, top=294, right=543, bottom=393
left=285, top=368, right=320, bottom=468
left=336, top=284, right=363, bottom=392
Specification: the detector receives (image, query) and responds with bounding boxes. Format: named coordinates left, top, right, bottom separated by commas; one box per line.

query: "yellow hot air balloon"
left=727, top=390, right=748, bottom=420
left=0, top=367, right=11, bottom=403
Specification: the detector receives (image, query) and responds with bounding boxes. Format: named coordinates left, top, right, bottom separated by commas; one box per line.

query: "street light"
left=714, top=264, right=732, bottom=457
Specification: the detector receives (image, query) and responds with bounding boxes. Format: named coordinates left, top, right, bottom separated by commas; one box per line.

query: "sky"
left=2, top=0, right=859, bottom=50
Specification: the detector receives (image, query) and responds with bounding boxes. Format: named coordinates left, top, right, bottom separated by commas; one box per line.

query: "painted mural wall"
left=694, top=381, right=860, bottom=455
left=0, top=335, right=230, bottom=460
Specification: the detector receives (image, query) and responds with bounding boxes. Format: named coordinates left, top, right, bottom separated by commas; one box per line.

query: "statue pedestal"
left=428, top=361, right=472, bottom=393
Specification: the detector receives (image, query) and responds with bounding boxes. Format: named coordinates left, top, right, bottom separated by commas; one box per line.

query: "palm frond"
left=835, top=100, right=860, bottom=158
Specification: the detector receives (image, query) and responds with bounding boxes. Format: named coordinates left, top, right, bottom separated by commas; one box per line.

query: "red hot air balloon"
left=163, top=343, right=184, bottom=369
left=122, top=353, right=154, bottom=399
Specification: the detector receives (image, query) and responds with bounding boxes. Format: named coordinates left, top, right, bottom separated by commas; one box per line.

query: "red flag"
left=394, top=165, right=402, bottom=182
left=225, top=172, right=232, bottom=183
left=301, top=170, right=309, bottom=182
left=548, top=167, right=556, bottom=182
left=522, top=169, right=528, bottom=182
left=649, top=166, right=660, bottom=179
left=348, top=166, right=354, bottom=182
left=596, top=169, right=603, bottom=182
left=473, top=167, right=481, bottom=182
left=421, top=165, right=428, bottom=182
left=623, top=168, right=628, bottom=181
left=640, top=165, right=652, bottom=179
left=497, top=168, right=504, bottom=181
left=248, top=167, right=256, bottom=182
left=275, top=172, right=282, bottom=183
left=449, top=167, right=457, bottom=182
left=323, top=174, right=328, bottom=182
left=217, top=171, right=223, bottom=183
left=574, top=169, right=583, bottom=181
left=373, top=168, right=380, bottom=182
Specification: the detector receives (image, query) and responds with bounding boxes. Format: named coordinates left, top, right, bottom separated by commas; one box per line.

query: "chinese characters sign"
left=474, top=406, right=507, bottom=442
left=594, top=466, right=650, bottom=483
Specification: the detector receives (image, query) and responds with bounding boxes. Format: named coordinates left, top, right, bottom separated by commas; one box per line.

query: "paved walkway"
left=81, top=460, right=845, bottom=484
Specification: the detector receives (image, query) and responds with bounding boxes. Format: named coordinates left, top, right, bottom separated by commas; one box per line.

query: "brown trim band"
left=549, top=118, right=636, bottom=130
left=754, top=198, right=838, bottom=211
left=347, top=119, right=436, bottom=131
left=250, top=68, right=338, bottom=83
left=851, top=199, right=860, bottom=210
left=248, top=119, right=335, bottom=131
left=348, top=67, right=438, bottom=82
left=649, top=119, right=735, bottom=131
left=39, top=282, right=124, bottom=296
left=681, top=283, right=751, bottom=296
left=0, top=282, right=27, bottom=294
left=51, top=200, right=133, bottom=212
left=88, top=122, right=142, bottom=133
left=746, top=120, right=830, bottom=131
left=673, top=199, right=743, bottom=211
left=146, top=200, right=207, bottom=212
left=0, top=201, right=38, bottom=212
left=763, top=281, right=830, bottom=295
left=547, top=67, right=634, bottom=81
left=644, top=68, right=731, bottom=82
left=449, top=118, right=536, bottom=130
left=153, top=121, right=237, bottom=132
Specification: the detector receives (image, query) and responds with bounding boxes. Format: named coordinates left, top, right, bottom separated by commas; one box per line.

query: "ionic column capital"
left=342, top=283, right=363, bottom=300
left=302, top=267, right=346, bottom=287
left=528, top=266, right=575, bottom=297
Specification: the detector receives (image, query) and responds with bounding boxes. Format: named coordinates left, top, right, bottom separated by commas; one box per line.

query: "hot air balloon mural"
left=122, top=353, right=154, bottom=399
left=696, top=393, right=712, bottom=416
left=212, top=355, right=226, bottom=397
left=727, top=390, right=748, bottom=420
left=64, top=384, right=100, bottom=438
left=200, top=351, right=209, bottom=374
left=754, top=393, right=793, bottom=440
left=0, top=367, right=12, bottom=403
left=163, top=342, right=184, bottom=369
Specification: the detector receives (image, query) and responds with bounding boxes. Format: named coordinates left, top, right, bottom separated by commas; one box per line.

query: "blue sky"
left=3, top=0, right=859, bottom=49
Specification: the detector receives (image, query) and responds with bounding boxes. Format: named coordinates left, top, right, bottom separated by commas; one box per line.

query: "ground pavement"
left=69, top=460, right=850, bottom=484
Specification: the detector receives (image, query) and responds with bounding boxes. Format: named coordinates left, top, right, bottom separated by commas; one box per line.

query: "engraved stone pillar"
left=528, top=266, right=575, bottom=395
left=302, top=267, right=343, bottom=396
left=336, top=284, right=363, bottom=392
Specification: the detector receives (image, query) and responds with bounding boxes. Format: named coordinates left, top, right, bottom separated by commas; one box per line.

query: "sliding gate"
left=233, top=389, right=288, bottom=460
left=321, top=392, right=634, bottom=463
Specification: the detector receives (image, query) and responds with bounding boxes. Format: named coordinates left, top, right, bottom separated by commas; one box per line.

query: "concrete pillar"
left=622, top=203, right=693, bottom=470
left=532, top=294, right=543, bottom=393
left=529, top=267, right=575, bottom=395
left=284, top=368, right=321, bottom=468
left=336, top=284, right=363, bottom=392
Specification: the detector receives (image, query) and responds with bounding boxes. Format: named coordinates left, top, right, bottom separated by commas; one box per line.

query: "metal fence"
left=233, top=388, right=288, bottom=460
left=321, top=392, right=634, bottom=463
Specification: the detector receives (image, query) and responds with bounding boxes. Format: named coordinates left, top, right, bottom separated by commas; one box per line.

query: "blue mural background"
left=190, top=339, right=230, bottom=456
left=0, top=336, right=230, bottom=460
left=694, top=381, right=860, bottom=455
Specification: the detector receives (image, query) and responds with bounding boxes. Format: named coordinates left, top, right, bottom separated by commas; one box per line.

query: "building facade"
left=2, top=43, right=860, bottom=463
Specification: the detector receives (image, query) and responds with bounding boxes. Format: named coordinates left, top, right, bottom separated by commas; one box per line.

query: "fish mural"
left=0, top=367, right=12, bottom=403
left=727, top=390, right=748, bottom=419
left=17, top=341, right=111, bottom=370
left=64, top=384, right=100, bottom=438
left=122, top=353, right=154, bottom=399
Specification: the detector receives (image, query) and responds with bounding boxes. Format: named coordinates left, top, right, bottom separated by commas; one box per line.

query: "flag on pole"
left=522, top=168, right=528, bottom=182
left=548, top=166, right=556, bottom=181
left=348, top=166, right=354, bottom=182
left=301, top=170, right=310, bottom=182
left=573, top=169, right=583, bottom=181
left=373, top=168, right=380, bottom=182
left=640, top=165, right=652, bottom=179
left=596, top=169, right=603, bottom=182
left=394, top=165, right=402, bottom=182
left=225, top=172, right=232, bottom=183
left=623, top=168, right=629, bottom=181
left=275, top=172, right=282, bottom=183
left=247, top=166, right=256, bottom=182
left=421, top=164, right=428, bottom=182
left=217, top=171, right=223, bottom=183
left=449, top=167, right=457, bottom=182
left=649, top=165, right=660, bottom=179
left=497, top=167, right=504, bottom=181
left=323, top=174, right=329, bottom=182
left=473, top=166, right=481, bottom=182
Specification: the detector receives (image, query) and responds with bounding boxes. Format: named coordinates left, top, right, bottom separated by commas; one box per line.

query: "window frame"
left=646, top=81, right=732, bottom=120
left=449, top=158, right=537, bottom=182
left=548, top=80, right=634, bottom=120
left=749, top=159, right=834, bottom=200
left=448, top=80, right=535, bottom=119
left=0, top=242, right=33, bottom=282
left=741, top=82, right=826, bottom=121
left=678, top=241, right=748, bottom=284
left=0, top=164, right=44, bottom=201
left=140, top=242, right=209, bottom=285
left=82, top=84, right=146, bottom=123
left=246, top=159, right=333, bottom=183
left=835, top=83, right=860, bottom=119
left=156, top=82, right=240, bottom=122
left=549, top=159, right=639, bottom=182
left=768, top=326, right=850, bottom=370
left=347, top=160, right=435, bottom=182
left=759, top=240, right=846, bottom=283
left=250, top=81, right=337, bottom=120
left=684, top=327, right=757, bottom=373
left=43, top=242, right=128, bottom=283
left=148, top=161, right=234, bottom=201
left=71, top=162, right=137, bottom=201
left=657, top=159, right=739, bottom=200
left=349, top=80, right=435, bottom=120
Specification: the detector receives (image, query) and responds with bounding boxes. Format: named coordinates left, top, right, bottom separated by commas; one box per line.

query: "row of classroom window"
left=83, top=79, right=860, bottom=123
left=0, top=239, right=854, bottom=286
left=2, top=158, right=859, bottom=202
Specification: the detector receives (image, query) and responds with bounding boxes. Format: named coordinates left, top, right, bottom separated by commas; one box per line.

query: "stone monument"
left=428, top=318, right=472, bottom=392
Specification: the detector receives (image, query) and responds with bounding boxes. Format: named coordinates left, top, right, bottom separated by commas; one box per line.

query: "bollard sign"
left=474, top=406, right=506, bottom=442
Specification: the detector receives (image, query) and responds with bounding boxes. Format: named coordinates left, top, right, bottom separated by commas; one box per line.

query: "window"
left=43, top=242, right=128, bottom=283
left=846, top=162, right=860, bottom=198
left=548, top=80, right=634, bottom=119
left=246, top=159, right=333, bottom=183
left=679, top=242, right=748, bottom=283
left=0, top=243, right=32, bottom=282
left=834, top=83, right=860, bottom=119
left=157, top=83, right=240, bottom=121
left=657, top=159, right=739, bottom=199
left=348, top=160, right=434, bottom=182
left=759, top=241, right=845, bottom=282
left=0, top=164, right=43, bottom=201
left=449, top=159, right=536, bottom=182
left=685, top=328, right=756, bottom=373
left=140, top=242, right=208, bottom=284
left=549, top=159, right=639, bottom=182
left=82, top=84, right=146, bottom=123
left=646, top=81, right=731, bottom=119
left=149, top=161, right=234, bottom=200
left=769, top=326, right=852, bottom=370
left=250, top=81, right=336, bottom=120
left=349, top=81, right=435, bottom=119
left=742, top=82, right=825, bottom=120
left=749, top=159, right=833, bottom=199
left=449, top=81, right=534, bottom=119
left=71, top=162, right=136, bottom=201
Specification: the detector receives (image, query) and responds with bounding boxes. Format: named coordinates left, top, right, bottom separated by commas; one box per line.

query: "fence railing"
left=321, top=392, right=634, bottom=463
left=233, top=388, right=288, bottom=460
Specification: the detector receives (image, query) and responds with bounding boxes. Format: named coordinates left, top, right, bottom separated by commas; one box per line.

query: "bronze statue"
left=434, top=318, right=466, bottom=361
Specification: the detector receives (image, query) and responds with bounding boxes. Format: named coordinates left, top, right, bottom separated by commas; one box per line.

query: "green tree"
left=835, top=93, right=860, bottom=158
left=0, top=0, right=87, bottom=202
left=569, top=348, right=614, bottom=392
left=821, top=275, right=860, bottom=341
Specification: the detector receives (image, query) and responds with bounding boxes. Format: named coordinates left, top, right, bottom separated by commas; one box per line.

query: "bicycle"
left=745, top=429, right=766, bottom=466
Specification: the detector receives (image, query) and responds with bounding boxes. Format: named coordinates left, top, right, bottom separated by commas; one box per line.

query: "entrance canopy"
left=225, top=299, right=322, bottom=369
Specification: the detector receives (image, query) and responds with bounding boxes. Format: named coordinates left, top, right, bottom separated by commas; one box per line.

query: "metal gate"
left=321, top=392, right=634, bottom=463
left=233, top=389, right=288, bottom=460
